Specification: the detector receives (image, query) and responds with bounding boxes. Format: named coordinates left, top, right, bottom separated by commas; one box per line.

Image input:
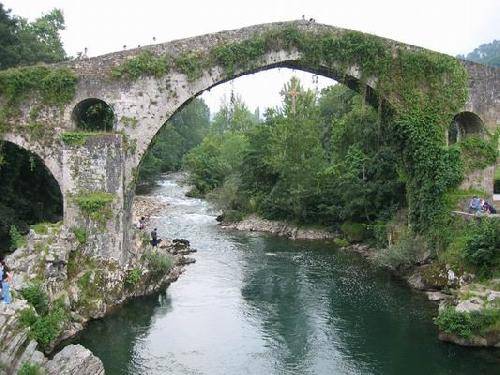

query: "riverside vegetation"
left=139, top=75, right=499, bottom=345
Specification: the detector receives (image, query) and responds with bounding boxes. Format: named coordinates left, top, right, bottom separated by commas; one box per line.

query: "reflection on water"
left=72, top=173, right=499, bottom=375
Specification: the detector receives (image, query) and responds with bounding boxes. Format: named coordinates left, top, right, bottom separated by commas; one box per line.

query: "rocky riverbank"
left=220, top=214, right=336, bottom=240
left=340, top=243, right=500, bottom=347
left=0, top=197, right=195, bottom=374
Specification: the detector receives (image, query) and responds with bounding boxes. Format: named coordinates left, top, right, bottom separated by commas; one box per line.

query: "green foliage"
left=453, top=134, right=498, bottom=172
left=137, top=98, right=210, bottom=185
left=17, top=362, right=44, bottom=375
left=125, top=268, right=142, bottom=287
left=0, top=6, right=67, bottom=70
left=462, top=218, right=500, bottom=276
left=333, top=238, right=349, bottom=247
left=18, top=308, right=38, bottom=327
left=111, top=51, right=170, bottom=80
left=0, top=66, right=77, bottom=106
left=60, top=132, right=94, bottom=146
left=174, top=52, right=205, bottom=81
left=71, top=227, right=87, bottom=245
left=74, top=192, right=114, bottom=224
left=340, top=222, right=366, bottom=242
left=28, top=305, right=67, bottom=350
left=144, top=250, right=173, bottom=277
left=31, top=223, right=49, bottom=235
left=9, top=225, right=26, bottom=250
left=20, top=283, right=49, bottom=315
left=19, top=294, right=68, bottom=351
left=374, top=229, right=424, bottom=270
left=435, top=307, right=500, bottom=338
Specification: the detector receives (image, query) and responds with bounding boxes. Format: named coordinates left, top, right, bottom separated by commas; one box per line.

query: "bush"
left=221, top=210, right=245, bottom=223
left=71, top=227, right=87, bottom=245
left=17, top=362, right=44, bottom=375
left=435, top=307, right=500, bottom=339
left=144, top=251, right=173, bottom=277
left=333, top=238, right=349, bottom=247
left=20, top=283, right=49, bottom=315
left=18, top=308, right=38, bottom=327
left=374, top=230, right=422, bottom=270
left=29, top=306, right=67, bottom=350
left=340, top=221, right=366, bottom=242
left=125, top=268, right=142, bottom=287
left=10, top=225, right=26, bottom=250
left=462, top=218, right=499, bottom=276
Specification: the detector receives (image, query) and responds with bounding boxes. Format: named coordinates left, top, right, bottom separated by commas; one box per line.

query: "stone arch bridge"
left=1, top=21, right=498, bottom=263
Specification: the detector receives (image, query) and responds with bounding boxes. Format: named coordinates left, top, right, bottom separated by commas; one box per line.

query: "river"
left=71, top=173, right=499, bottom=374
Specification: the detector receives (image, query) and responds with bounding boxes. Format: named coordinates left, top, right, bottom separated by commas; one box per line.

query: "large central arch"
left=2, top=20, right=497, bottom=262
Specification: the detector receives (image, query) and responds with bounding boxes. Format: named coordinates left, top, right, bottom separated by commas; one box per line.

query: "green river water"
left=70, top=173, right=499, bottom=374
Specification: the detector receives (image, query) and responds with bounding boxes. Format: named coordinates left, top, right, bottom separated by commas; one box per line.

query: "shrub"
left=31, top=223, right=49, bottom=235
left=20, top=283, right=49, bottom=315
left=29, top=306, right=67, bottom=350
left=17, top=362, right=44, bottom=375
left=10, top=225, right=26, bottom=250
left=374, top=230, right=422, bottom=270
left=340, top=221, right=366, bottom=242
left=18, top=304, right=67, bottom=351
left=221, top=210, right=245, bottom=223
left=462, top=218, right=499, bottom=276
left=125, top=268, right=142, bottom=287
left=71, top=227, right=87, bottom=245
left=74, top=192, right=114, bottom=224
left=18, top=308, right=38, bottom=327
left=333, top=238, right=349, bottom=247
left=435, top=307, right=500, bottom=339
left=144, top=251, right=173, bottom=277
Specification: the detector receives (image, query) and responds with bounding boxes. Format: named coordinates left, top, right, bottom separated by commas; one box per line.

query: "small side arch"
left=448, top=111, right=485, bottom=145
left=72, top=98, right=116, bottom=132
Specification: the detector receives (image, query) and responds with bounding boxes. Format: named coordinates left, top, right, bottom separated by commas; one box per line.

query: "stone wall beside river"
left=0, top=196, right=195, bottom=374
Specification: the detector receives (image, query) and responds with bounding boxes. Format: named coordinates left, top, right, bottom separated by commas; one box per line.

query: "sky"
left=4, top=0, right=499, bottom=114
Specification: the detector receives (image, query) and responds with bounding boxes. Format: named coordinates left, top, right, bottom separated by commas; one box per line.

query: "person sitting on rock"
left=468, top=196, right=481, bottom=214
left=150, top=228, right=161, bottom=247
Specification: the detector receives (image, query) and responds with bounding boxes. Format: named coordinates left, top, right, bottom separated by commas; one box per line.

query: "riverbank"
left=220, top=214, right=336, bottom=240
left=219, top=213, right=500, bottom=348
left=0, top=196, right=195, bottom=374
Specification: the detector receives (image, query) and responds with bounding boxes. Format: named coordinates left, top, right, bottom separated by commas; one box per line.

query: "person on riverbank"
left=137, top=216, right=146, bottom=230
left=482, top=200, right=497, bottom=214
left=150, top=228, right=160, bottom=247
left=468, top=196, right=481, bottom=214
left=1, top=260, right=12, bottom=304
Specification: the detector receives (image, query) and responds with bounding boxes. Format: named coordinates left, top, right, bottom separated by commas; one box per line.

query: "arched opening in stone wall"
left=72, top=98, right=115, bottom=132
left=0, top=141, right=63, bottom=257
left=448, top=111, right=485, bottom=145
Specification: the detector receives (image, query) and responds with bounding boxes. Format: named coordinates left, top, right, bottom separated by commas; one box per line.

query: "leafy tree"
left=0, top=4, right=67, bottom=69
left=137, top=98, right=210, bottom=185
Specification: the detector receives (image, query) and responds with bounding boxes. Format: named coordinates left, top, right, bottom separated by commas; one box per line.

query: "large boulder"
left=44, top=345, right=104, bottom=375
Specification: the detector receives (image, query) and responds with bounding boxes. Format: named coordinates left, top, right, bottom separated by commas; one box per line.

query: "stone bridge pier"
left=0, top=21, right=498, bottom=264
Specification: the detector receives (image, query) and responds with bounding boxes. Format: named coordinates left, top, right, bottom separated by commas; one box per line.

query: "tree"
left=0, top=5, right=67, bottom=69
